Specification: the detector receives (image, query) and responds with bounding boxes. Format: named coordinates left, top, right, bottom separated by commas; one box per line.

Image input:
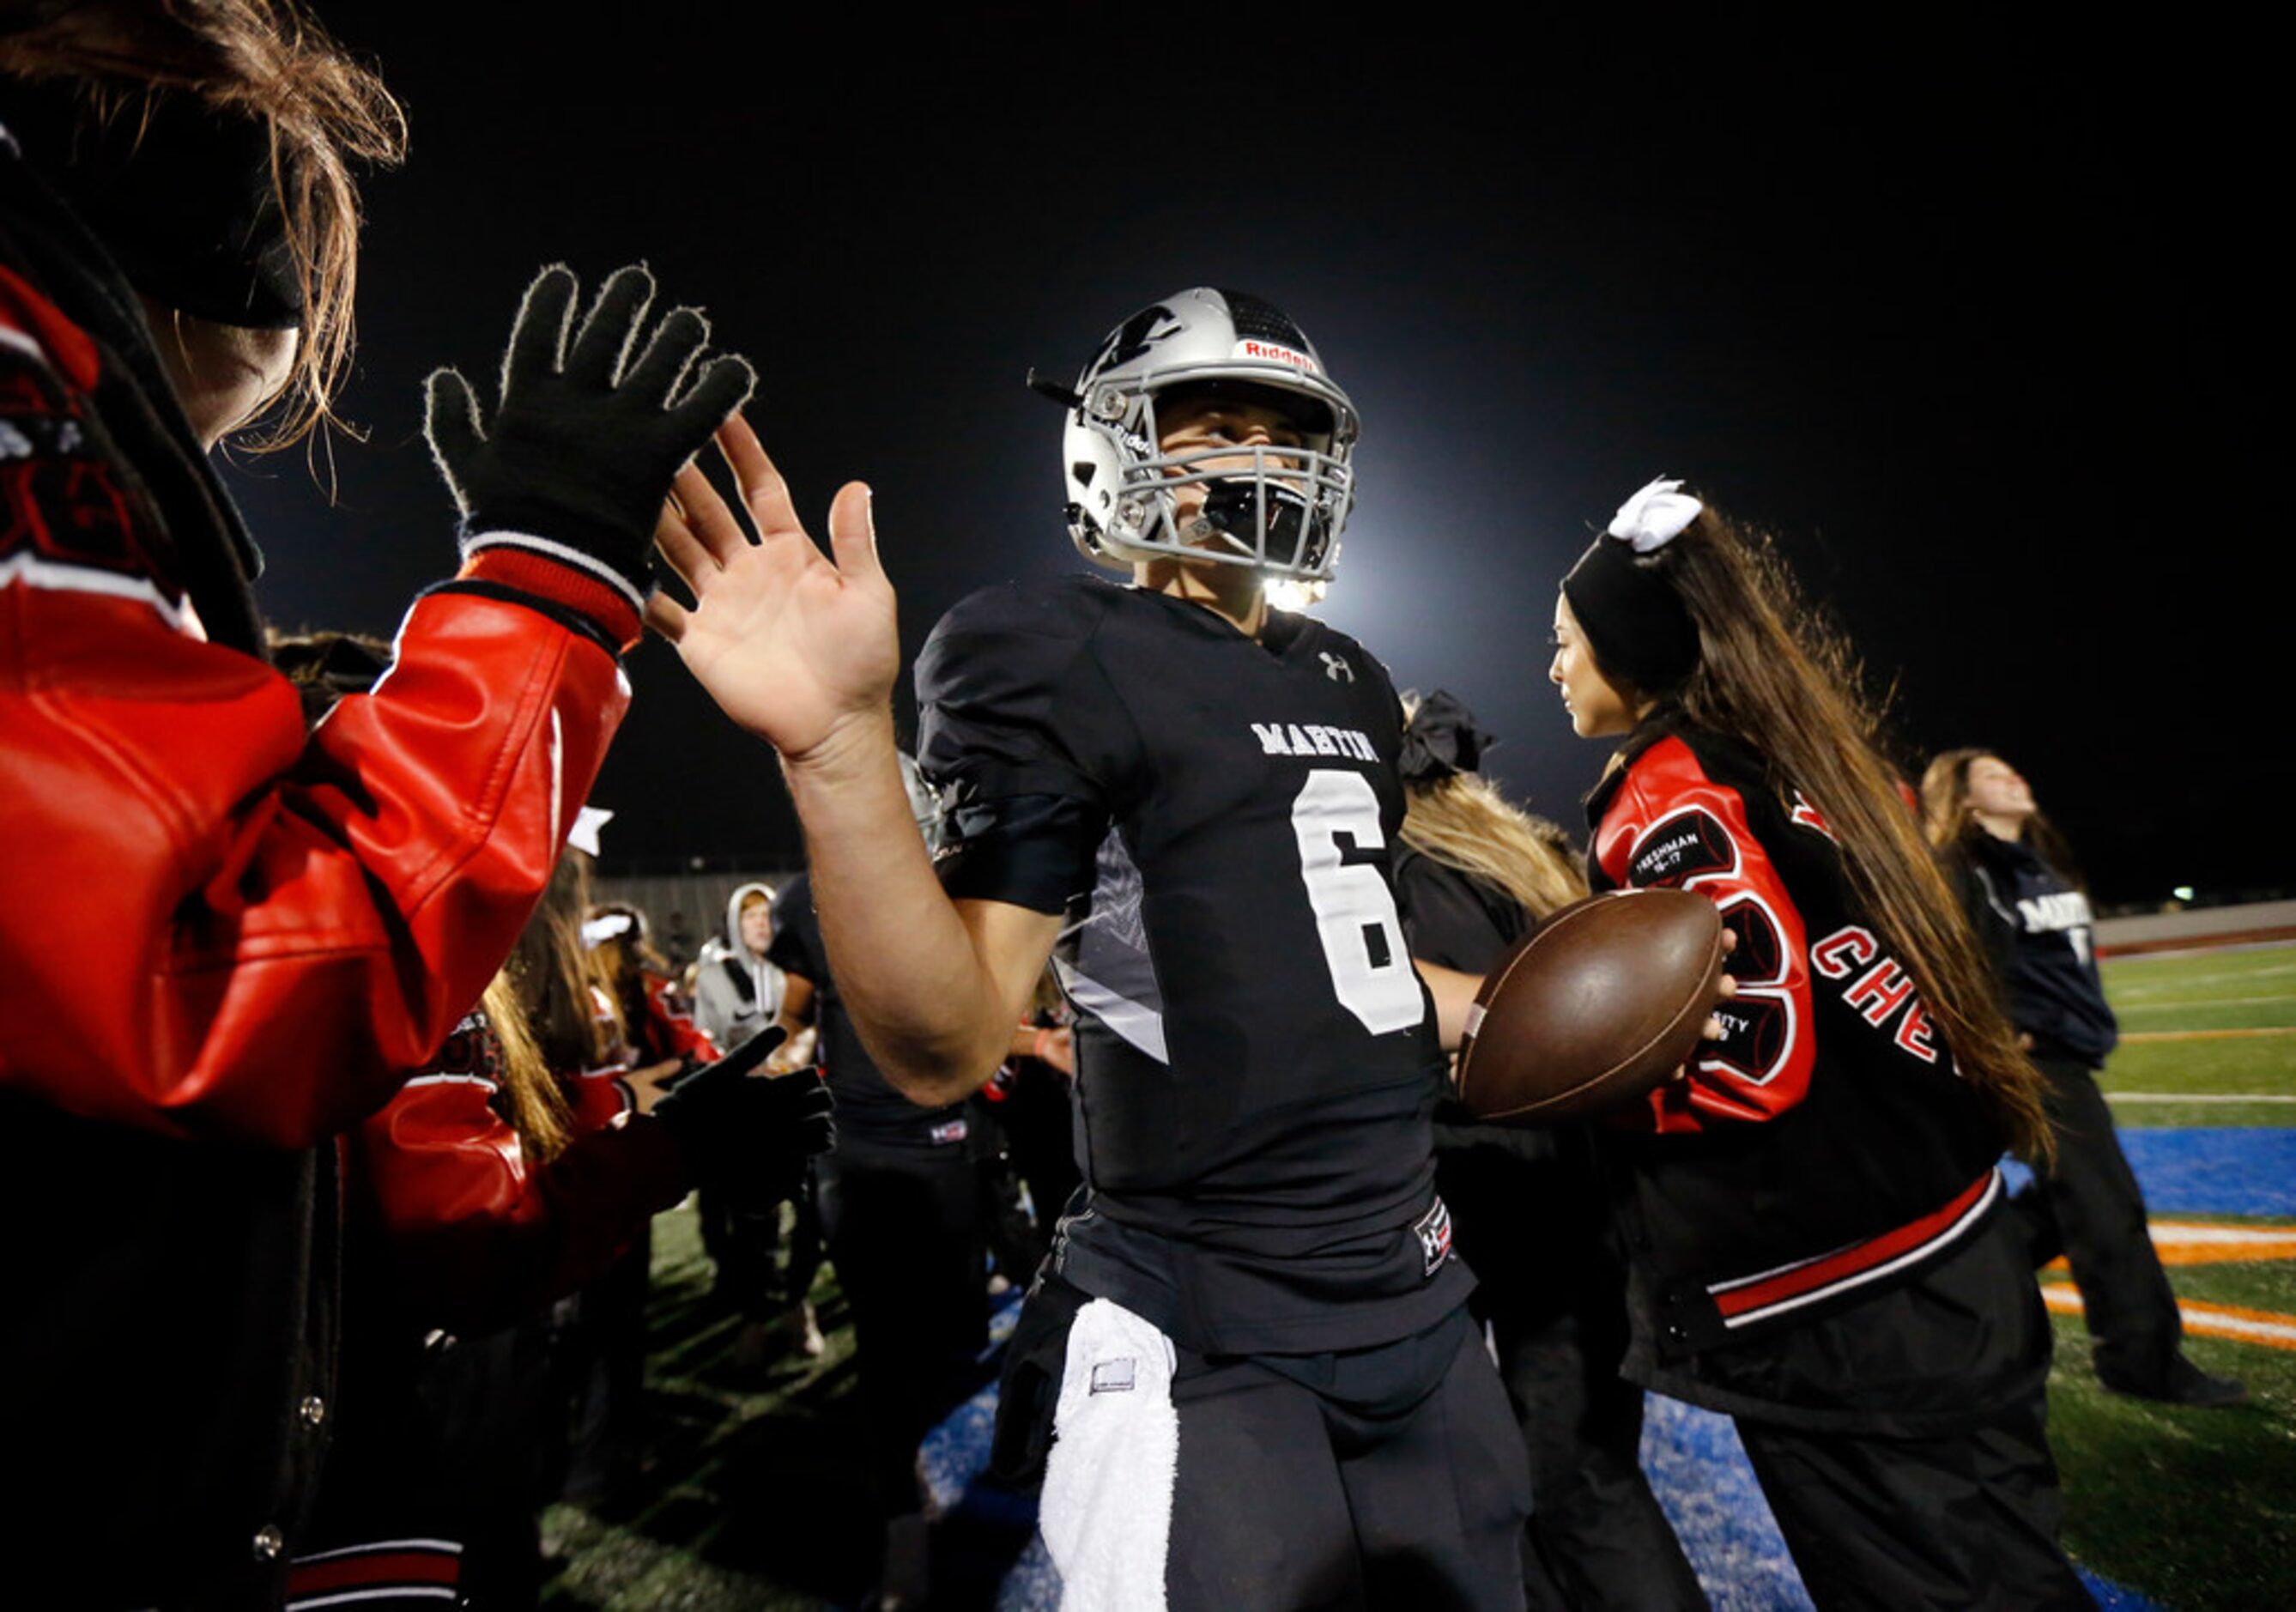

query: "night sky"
left=228, top=8, right=2284, bottom=908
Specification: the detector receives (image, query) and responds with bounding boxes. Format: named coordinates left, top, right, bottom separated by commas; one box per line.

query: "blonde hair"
left=1400, top=770, right=1588, bottom=923
left=481, top=967, right=572, bottom=1162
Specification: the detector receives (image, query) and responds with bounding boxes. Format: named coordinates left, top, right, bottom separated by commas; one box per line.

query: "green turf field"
left=542, top=1208, right=856, bottom=1609
left=2043, top=943, right=2296, bottom=1609
left=537, top=945, right=2296, bottom=1609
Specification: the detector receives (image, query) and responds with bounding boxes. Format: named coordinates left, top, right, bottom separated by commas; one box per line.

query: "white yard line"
left=2117, top=994, right=2296, bottom=1011
left=2104, top=1092, right=2296, bottom=1104
left=2041, top=1287, right=2296, bottom=1349
left=2109, top=959, right=2296, bottom=991
left=2148, top=1223, right=2296, bottom=1245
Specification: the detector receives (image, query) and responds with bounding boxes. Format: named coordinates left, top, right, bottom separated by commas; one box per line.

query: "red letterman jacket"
left=348, top=1009, right=690, bottom=1337
left=0, top=223, right=636, bottom=1603
left=1586, top=718, right=2004, bottom=1373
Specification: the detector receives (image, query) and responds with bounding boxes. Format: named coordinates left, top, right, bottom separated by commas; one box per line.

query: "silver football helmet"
left=1042, top=288, right=1360, bottom=582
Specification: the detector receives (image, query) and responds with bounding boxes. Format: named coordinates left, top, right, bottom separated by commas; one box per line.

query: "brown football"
left=1456, top=888, right=1726, bottom=1124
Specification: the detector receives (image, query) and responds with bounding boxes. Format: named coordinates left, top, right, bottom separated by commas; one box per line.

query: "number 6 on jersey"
left=1291, top=769, right=1424, bottom=1033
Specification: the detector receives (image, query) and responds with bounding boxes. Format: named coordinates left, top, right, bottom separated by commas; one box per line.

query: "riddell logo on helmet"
left=1237, top=340, right=1318, bottom=373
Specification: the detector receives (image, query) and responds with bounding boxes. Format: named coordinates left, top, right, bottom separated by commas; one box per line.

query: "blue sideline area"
left=915, top=1121, right=2296, bottom=1611
left=2000, top=1126, right=2296, bottom=1216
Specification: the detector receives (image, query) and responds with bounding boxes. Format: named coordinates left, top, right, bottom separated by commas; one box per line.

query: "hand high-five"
left=649, top=415, right=900, bottom=761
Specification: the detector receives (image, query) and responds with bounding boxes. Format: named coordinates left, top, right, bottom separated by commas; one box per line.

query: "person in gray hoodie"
left=695, top=882, right=788, bottom=1051
left=691, top=881, right=823, bottom=1353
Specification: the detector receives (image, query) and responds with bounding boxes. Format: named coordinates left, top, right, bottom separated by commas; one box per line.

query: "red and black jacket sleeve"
left=347, top=1014, right=687, bottom=1336
left=0, top=265, right=632, bottom=1148
left=1592, top=733, right=1816, bottom=1132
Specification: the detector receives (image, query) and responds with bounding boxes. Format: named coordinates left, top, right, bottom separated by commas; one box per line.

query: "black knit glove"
left=425, top=263, right=755, bottom=613
left=653, top=1029, right=835, bottom=1208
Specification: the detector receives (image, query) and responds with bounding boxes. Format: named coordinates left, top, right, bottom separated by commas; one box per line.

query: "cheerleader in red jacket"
left=264, top=649, right=830, bottom=1609
left=1550, top=479, right=2087, bottom=1610
left=0, top=8, right=754, bottom=1604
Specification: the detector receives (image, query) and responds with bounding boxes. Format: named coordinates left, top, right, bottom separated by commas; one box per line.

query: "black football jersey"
left=918, top=574, right=1471, bottom=1354
left=767, top=872, right=971, bottom=1156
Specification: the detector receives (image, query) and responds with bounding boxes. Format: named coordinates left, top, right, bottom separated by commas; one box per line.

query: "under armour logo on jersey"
left=1319, top=651, right=1354, bottom=682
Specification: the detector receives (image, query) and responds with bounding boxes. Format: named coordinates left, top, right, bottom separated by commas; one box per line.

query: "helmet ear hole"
left=1070, top=461, right=1098, bottom=488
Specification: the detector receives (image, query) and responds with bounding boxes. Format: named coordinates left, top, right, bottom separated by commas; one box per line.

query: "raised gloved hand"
left=426, top=263, right=755, bottom=615
left=651, top=1027, right=834, bottom=1207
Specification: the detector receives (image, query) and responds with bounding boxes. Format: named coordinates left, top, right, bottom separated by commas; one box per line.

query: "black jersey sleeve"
left=916, top=580, right=1132, bottom=914
left=763, top=873, right=822, bottom=985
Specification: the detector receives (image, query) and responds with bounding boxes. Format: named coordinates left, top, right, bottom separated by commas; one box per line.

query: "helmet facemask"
left=1112, top=386, right=1354, bottom=578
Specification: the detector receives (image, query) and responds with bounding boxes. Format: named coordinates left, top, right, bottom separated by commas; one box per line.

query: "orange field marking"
left=2042, top=1285, right=2296, bottom=1351
left=2043, top=1221, right=2296, bottom=1269
left=2118, top=1026, right=2296, bottom=1042
left=2148, top=1221, right=2293, bottom=1266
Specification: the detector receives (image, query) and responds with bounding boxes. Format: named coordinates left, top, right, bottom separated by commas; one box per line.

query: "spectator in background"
left=697, top=882, right=788, bottom=1050
left=1923, top=748, right=2246, bottom=1408
left=0, top=3, right=749, bottom=1602
left=694, top=880, right=825, bottom=1359
left=766, top=756, right=987, bottom=1609
left=1391, top=689, right=1704, bottom=1611
left=566, top=896, right=717, bottom=1503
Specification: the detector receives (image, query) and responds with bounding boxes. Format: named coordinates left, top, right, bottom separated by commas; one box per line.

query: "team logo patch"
left=433, top=1011, right=506, bottom=1085
left=1097, top=304, right=1180, bottom=372
left=1701, top=995, right=1791, bottom=1084
left=1415, top=1197, right=1455, bottom=1277
left=1788, top=791, right=1837, bottom=840
left=1629, top=809, right=1736, bottom=888
left=1715, top=897, right=1784, bottom=983
left=929, top=1117, right=970, bottom=1147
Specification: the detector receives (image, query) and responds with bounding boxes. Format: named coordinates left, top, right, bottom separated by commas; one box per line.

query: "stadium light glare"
left=2172, top=885, right=2196, bottom=901
left=1264, top=576, right=1328, bottom=614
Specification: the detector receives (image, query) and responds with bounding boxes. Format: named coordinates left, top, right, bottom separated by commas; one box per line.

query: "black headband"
left=2, top=82, right=302, bottom=328
left=1560, top=534, right=1699, bottom=693
left=1399, top=688, right=1494, bottom=783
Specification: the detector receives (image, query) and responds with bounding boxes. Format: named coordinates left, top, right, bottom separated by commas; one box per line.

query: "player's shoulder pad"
left=916, top=573, right=1118, bottom=709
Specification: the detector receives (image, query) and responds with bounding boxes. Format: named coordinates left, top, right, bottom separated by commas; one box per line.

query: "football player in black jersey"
left=651, top=289, right=1530, bottom=1609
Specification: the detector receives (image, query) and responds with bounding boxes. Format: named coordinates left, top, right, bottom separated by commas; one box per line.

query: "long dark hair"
left=0, top=0, right=405, bottom=448
left=1919, top=748, right=2084, bottom=887
left=1608, top=501, right=2050, bottom=1158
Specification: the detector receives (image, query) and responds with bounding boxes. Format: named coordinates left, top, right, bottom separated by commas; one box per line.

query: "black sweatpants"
left=1736, top=1399, right=2093, bottom=1611
left=816, top=1144, right=988, bottom=1517
left=1439, top=1130, right=1701, bottom=1611
left=1160, top=1308, right=1532, bottom=1612
left=2014, top=1055, right=2184, bottom=1391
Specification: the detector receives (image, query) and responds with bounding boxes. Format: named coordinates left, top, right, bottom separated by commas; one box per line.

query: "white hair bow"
left=580, top=912, right=635, bottom=949
left=568, top=804, right=614, bottom=858
left=1608, top=476, right=1703, bottom=554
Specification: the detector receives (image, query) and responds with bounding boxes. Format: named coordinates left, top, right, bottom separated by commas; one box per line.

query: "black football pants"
left=1163, top=1307, right=1533, bottom=1612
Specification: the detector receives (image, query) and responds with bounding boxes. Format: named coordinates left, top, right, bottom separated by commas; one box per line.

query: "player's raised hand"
left=649, top=414, right=900, bottom=760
